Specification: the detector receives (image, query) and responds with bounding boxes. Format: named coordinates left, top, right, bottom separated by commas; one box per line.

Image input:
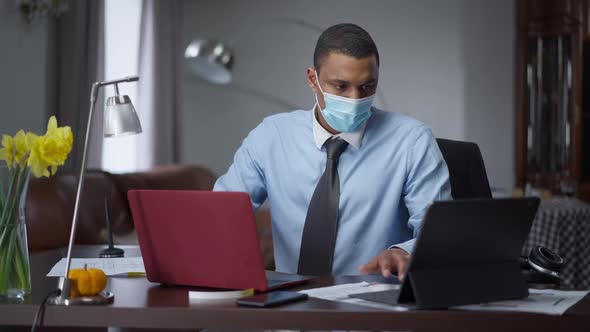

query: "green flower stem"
left=0, top=250, right=5, bottom=294
left=0, top=169, right=17, bottom=226
left=4, top=169, right=25, bottom=232
left=0, top=224, right=16, bottom=295
left=0, top=165, right=13, bottom=212
left=0, top=172, right=5, bottom=211
left=13, top=228, right=30, bottom=292
left=0, top=167, right=30, bottom=297
left=0, top=167, right=22, bottom=249
left=0, top=224, right=8, bottom=250
left=0, top=227, right=10, bottom=294
left=0, top=169, right=16, bottom=253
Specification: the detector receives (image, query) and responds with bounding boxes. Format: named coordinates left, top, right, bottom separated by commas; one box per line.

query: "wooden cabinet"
left=515, top=0, right=590, bottom=201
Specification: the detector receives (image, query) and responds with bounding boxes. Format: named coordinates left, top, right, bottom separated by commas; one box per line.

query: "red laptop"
left=127, top=190, right=311, bottom=291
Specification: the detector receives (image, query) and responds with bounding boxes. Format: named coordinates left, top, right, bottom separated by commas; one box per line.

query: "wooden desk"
left=1, top=246, right=590, bottom=331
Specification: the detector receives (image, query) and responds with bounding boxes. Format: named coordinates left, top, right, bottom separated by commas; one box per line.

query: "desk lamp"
left=49, top=76, right=142, bottom=305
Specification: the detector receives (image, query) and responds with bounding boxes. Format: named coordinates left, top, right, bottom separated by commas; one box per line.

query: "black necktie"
left=298, top=137, right=349, bottom=275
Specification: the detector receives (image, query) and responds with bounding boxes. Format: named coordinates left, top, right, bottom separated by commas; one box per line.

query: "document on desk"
left=47, top=257, right=145, bottom=277
left=455, top=289, right=589, bottom=315
left=299, top=282, right=409, bottom=311
left=301, top=282, right=588, bottom=315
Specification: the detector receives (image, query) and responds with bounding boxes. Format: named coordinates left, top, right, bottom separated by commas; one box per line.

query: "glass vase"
left=0, top=165, right=32, bottom=299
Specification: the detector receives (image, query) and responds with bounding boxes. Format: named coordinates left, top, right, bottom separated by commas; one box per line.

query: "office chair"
left=436, top=138, right=492, bottom=199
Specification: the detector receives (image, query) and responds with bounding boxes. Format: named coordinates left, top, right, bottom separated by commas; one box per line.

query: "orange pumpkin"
left=68, top=264, right=107, bottom=297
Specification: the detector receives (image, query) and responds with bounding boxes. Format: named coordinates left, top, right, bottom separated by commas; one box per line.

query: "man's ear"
left=306, top=67, right=319, bottom=93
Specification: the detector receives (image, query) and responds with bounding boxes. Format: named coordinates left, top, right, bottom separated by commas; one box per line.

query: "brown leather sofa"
left=25, top=165, right=275, bottom=270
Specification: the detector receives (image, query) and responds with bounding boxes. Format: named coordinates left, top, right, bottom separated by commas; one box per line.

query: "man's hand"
left=359, top=248, right=410, bottom=279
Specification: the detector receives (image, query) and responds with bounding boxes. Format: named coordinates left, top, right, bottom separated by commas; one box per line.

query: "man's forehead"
left=318, top=57, right=379, bottom=83
left=318, top=52, right=379, bottom=82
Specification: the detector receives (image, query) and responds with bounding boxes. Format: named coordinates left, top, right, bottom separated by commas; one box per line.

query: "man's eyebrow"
left=329, top=78, right=377, bottom=84
left=328, top=78, right=378, bottom=85
left=329, top=79, right=350, bottom=85
left=362, top=78, right=377, bottom=85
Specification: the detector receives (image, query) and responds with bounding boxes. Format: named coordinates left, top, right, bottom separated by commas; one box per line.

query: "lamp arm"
left=97, top=75, right=139, bottom=88
left=56, top=82, right=101, bottom=302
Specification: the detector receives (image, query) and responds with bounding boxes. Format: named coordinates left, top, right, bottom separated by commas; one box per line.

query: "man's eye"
left=362, top=84, right=375, bottom=91
left=334, top=85, right=345, bottom=90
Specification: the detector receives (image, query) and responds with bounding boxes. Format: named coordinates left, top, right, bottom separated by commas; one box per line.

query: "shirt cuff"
left=388, top=239, right=416, bottom=255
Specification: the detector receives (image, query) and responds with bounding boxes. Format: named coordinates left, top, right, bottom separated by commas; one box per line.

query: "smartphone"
left=236, top=291, right=308, bottom=307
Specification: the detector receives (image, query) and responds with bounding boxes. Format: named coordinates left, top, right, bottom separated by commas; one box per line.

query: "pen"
left=112, top=272, right=146, bottom=278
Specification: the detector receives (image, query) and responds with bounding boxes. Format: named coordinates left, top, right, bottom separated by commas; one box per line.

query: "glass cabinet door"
left=526, top=35, right=573, bottom=188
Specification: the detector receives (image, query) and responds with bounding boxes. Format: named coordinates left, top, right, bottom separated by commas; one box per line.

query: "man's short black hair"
left=313, top=23, right=379, bottom=71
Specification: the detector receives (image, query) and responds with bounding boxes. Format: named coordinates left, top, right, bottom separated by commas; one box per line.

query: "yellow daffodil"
left=0, top=131, right=30, bottom=169
left=13, top=130, right=29, bottom=167
left=45, top=116, right=61, bottom=136
left=26, top=116, right=73, bottom=178
left=42, top=117, right=73, bottom=166
left=0, top=134, right=15, bottom=168
left=26, top=133, right=49, bottom=177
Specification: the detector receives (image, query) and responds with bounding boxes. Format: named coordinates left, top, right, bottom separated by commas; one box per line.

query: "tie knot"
left=325, top=137, right=349, bottom=160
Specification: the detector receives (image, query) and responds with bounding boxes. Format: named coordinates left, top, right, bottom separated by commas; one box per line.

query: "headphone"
left=520, top=246, right=565, bottom=288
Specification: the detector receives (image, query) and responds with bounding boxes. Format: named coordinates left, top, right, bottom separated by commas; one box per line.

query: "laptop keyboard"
left=349, top=289, right=402, bottom=305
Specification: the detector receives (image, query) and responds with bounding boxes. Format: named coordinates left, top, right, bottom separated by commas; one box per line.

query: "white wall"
left=0, top=1, right=49, bottom=136
left=458, top=1, right=515, bottom=193
left=180, top=0, right=515, bottom=191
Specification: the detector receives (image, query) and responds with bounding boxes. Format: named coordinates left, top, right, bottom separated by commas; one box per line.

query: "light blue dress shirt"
left=214, top=108, right=452, bottom=275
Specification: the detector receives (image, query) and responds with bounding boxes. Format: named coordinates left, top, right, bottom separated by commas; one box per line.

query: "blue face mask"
left=315, top=71, right=374, bottom=132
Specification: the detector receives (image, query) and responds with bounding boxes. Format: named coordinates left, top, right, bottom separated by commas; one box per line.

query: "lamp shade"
left=184, top=39, right=233, bottom=84
left=104, top=95, right=142, bottom=137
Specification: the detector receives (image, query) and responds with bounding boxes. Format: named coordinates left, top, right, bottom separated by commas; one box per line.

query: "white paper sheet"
left=455, top=288, right=589, bottom=315
left=47, top=257, right=145, bottom=277
left=300, top=282, right=589, bottom=315
left=299, top=282, right=409, bottom=311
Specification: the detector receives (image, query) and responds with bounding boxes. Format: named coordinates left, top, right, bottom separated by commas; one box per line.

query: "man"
left=214, top=23, right=451, bottom=279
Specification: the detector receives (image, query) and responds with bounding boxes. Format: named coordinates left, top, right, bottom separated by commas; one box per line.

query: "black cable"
left=31, top=288, right=61, bottom=332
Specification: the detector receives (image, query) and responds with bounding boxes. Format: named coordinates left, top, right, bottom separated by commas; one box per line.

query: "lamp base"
left=48, top=291, right=115, bottom=306
left=99, top=247, right=125, bottom=258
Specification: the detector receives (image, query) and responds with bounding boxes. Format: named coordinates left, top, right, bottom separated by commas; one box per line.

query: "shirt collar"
left=312, top=104, right=367, bottom=150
